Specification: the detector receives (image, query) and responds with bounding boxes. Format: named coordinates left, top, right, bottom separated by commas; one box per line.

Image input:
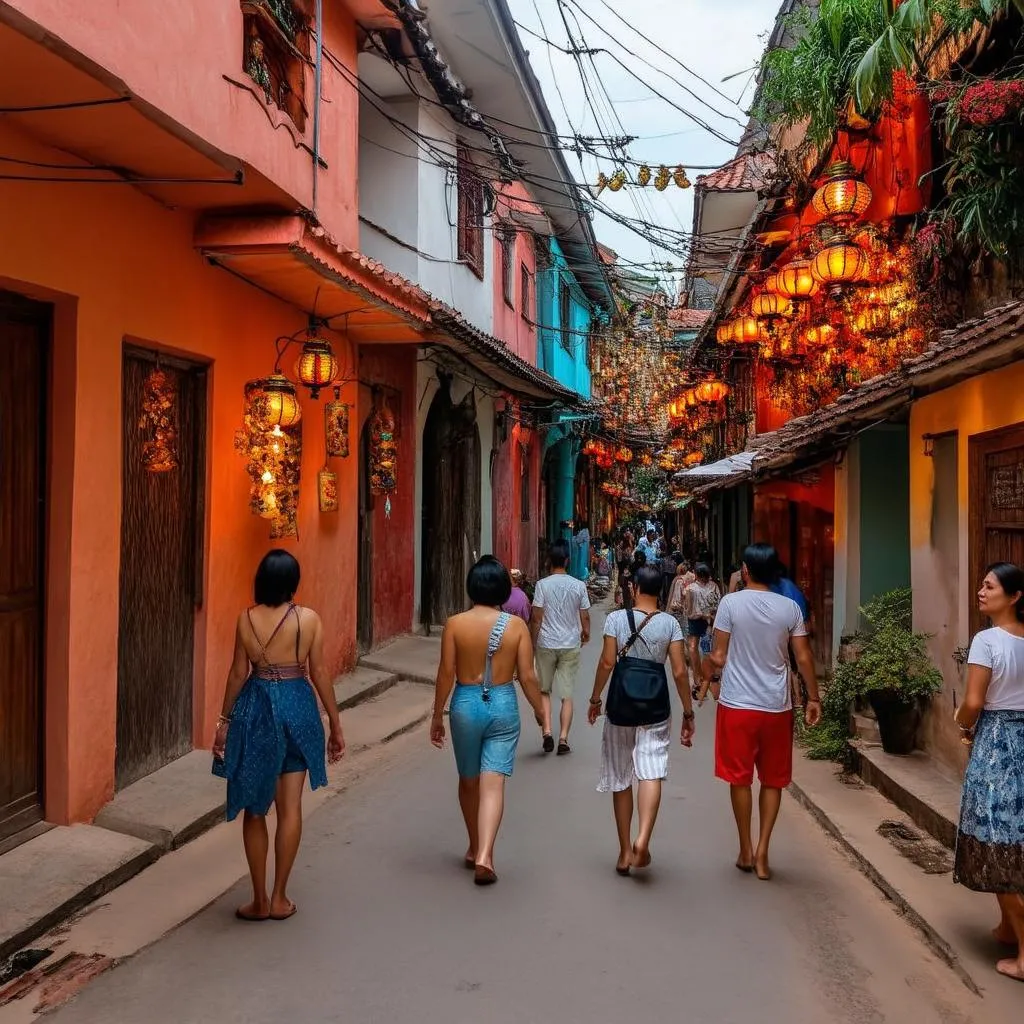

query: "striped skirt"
left=597, top=718, right=671, bottom=793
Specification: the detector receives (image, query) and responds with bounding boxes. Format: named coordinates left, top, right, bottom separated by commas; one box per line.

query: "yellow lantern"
left=732, top=316, right=764, bottom=345
left=295, top=336, right=339, bottom=399
left=811, top=241, right=870, bottom=289
left=800, top=322, right=836, bottom=348
left=812, top=161, right=873, bottom=224
left=776, top=259, right=818, bottom=302
left=716, top=321, right=735, bottom=345
left=750, top=292, right=794, bottom=320
left=255, top=374, right=302, bottom=429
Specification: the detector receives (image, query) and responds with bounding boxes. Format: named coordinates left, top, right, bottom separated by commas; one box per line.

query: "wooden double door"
left=0, top=295, right=48, bottom=841
left=969, top=424, right=1024, bottom=636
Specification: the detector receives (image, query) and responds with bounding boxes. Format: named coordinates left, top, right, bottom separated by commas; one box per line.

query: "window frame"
left=520, top=262, right=532, bottom=322
left=559, top=282, right=572, bottom=353
left=499, top=228, right=515, bottom=309
left=457, top=145, right=485, bottom=279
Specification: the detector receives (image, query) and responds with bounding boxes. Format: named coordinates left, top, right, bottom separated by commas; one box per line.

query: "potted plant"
left=833, top=588, right=943, bottom=755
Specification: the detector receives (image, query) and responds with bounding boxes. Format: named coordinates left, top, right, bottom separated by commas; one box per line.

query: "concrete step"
left=848, top=740, right=961, bottom=850
left=359, top=634, right=441, bottom=685
left=333, top=666, right=399, bottom=710
left=851, top=712, right=881, bottom=743
left=343, top=682, right=435, bottom=753
left=0, top=826, right=157, bottom=961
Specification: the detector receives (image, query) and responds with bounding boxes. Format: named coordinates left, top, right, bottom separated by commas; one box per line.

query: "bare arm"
left=956, top=664, right=992, bottom=730
left=704, top=628, right=730, bottom=681
left=306, top=612, right=343, bottom=735
left=580, top=608, right=591, bottom=645
left=791, top=634, right=819, bottom=702
left=219, top=618, right=251, bottom=720
left=513, top=620, right=545, bottom=721
left=430, top=620, right=457, bottom=748
left=588, top=634, right=618, bottom=722
left=529, top=605, right=544, bottom=649
left=668, top=639, right=695, bottom=746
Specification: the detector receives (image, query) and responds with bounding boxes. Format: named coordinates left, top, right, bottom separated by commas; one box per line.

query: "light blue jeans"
left=449, top=682, right=521, bottom=777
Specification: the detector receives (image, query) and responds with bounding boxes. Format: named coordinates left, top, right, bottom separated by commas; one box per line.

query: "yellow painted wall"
left=909, top=359, right=1024, bottom=772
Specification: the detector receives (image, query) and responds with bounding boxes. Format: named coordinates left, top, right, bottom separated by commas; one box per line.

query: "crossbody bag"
left=605, top=609, right=672, bottom=727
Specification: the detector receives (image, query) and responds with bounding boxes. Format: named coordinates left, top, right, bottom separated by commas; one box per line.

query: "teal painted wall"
left=859, top=424, right=911, bottom=604
left=536, top=238, right=593, bottom=398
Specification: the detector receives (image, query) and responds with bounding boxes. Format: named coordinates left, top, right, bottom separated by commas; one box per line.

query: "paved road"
left=51, top=606, right=983, bottom=1024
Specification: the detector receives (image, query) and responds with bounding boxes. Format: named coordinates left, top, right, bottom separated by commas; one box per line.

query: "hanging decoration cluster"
left=369, top=396, right=398, bottom=517
left=139, top=364, right=179, bottom=473
left=235, top=377, right=303, bottom=538
left=593, top=165, right=691, bottom=196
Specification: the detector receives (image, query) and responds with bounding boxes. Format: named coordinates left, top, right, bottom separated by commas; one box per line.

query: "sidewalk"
left=0, top=648, right=438, bottom=968
left=789, top=749, right=1019, bottom=1018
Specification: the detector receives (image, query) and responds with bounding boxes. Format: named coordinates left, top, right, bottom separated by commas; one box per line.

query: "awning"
left=680, top=450, right=756, bottom=478
left=196, top=214, right=582, bottom=404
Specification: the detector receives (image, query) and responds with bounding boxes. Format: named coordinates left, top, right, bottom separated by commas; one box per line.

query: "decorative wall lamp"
left=812, top=162, right=873, bottom=225
left=272, top=320, right=353, bottom=401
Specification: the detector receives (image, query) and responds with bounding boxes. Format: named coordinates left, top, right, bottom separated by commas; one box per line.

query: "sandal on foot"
left=474, top=866, right=498, bottom=886
left=542, top=734, right=554, bottom=754
left=557, top=741, right=571, bottom=756
left=270, top=902, right=297, bottom=920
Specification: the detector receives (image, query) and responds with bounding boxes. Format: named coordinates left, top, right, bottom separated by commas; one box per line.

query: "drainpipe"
left=312, top=0, right=324, bottom=216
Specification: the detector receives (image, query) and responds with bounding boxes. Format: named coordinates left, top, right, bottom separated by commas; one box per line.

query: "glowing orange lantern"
left=751, top=292, right=793, bottom=320
left=615, top=446, right=633, bottom=463
left=811, top=241, right=870, bottom=289
left=254, top=374, right=302, bottom=430
left=812, top=161, right=873, bottom=224
left=716, top=321, right=735, bottom=344
left=776, top=259, right=818, bottom=302
left=800, top=322, right=836, bottom=348
left=731, top=316, right=764, bottom=345
left=295, top=336, right=339, bottom=399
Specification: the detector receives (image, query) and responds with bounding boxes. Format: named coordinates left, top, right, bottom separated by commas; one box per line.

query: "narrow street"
left=43, top=606, right=982, bottom=1024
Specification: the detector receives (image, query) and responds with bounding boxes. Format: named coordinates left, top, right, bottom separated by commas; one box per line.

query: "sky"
left=504, top=0, right=782, bottom=292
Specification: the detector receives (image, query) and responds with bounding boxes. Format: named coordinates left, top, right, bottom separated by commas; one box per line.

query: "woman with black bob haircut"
left=953, top=561, right=1024, bottom=982
left=431, top=555, right=545, bottom=885
left=213, top=549, right=344, bottom=921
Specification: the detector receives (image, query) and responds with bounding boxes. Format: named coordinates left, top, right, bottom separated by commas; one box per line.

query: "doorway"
left=117, top=348, right=206, bottom=789
left=0, top=293, right=49, bottom=841
left=357, top=417, right=374, bottom=653
left=969, top=423, right=1024, bottom=636
left=420, top=379, right=481, bottom=631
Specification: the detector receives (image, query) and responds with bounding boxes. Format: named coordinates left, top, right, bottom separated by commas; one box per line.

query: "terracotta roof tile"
left=669, top=307, right=712, bottom=330
left=696, top=151, right=775, bottom=193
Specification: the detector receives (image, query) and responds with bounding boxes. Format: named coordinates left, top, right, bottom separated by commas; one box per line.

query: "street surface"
left=46, top=606, right=986, bottom=1023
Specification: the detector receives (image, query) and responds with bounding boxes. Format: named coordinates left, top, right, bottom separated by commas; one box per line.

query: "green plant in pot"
left=834, top=588, right=943, bottom=755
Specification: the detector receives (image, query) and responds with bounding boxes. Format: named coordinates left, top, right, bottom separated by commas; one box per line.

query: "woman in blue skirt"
left=213, top=550, right=344, bottom=921
left=954, top=561, right=1024, bottom=982
left=430, top=557, right=545, bottom=885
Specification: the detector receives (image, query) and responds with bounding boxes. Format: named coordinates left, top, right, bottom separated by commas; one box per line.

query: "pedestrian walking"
left=704, top=543, right=821, bottom=880
left=531, top=539, right=591, bottom=755
left=636, top=528, right=659, bottom=566
left=588, top=565, right=695, bottom=875
left=685, top=564, right=721, bottom=704
left=502, top=568, right=532, bottom=623
left=430, top=556, right=545, bottom=886
left=953, top=561, right=1024, bottom=982
left=212, top=550, right=345, bottom=922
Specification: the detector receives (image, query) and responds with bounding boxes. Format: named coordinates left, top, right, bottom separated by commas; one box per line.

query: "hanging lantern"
left=811, top=240, right=870, bottom=290
left=324, top=390, right=350, bottom=458
left=716, top=321, right=735, bottom=345
left=608, top=169, right=627, bottom=192
left=654, top=165, right=671, bottom=191
left=296, top=335, right=339, bottom=399
left=763, top=271, right=783, bottom=294
left=637, top=164, right=651, bottom=186
left=854, top=304, right=892, bottom=337
left=800, top=321, right=836, bottom=348
left=731, top=315, right=764, bottom=345
left=812, top=161, right=873, bottom=224
left=673, top=166, right=691, bottom=189
left=369, top=397, right=398, bottom=511
left=254, top=374, right=302, bottom=430
left=751, top=292, right=794, bottom=320
left=615, top=446, right=633, bottom=463
left=775, top=259, right=818, bottom=302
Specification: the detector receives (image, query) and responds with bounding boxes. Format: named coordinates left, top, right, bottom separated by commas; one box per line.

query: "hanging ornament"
left=608, top=169, right=627, bottom=192
left=637, top=164, right=651, bottom=187
left=673, top=166, right=691, bottom=189
left=139, top=364, right=179, bottom=473
left=324, top=388, right=350, bottom=458
left=654, top=165, right=671, bottom=191
left=369, top=396, right=398, bottom=498
left=592, top=171, right=608, bottom=198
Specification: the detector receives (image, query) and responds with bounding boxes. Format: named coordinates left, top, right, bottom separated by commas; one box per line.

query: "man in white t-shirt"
left=705, top=543, right=821, bottom=881
left=531, top=540, right=591, bottom=755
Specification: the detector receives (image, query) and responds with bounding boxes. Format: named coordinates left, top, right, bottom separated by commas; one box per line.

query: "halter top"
left=247, top=603, right=305, bottom=680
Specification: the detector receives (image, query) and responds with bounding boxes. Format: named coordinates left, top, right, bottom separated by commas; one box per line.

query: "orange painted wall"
left=4, top=0, right=361, bottom=247
left=0, top=122, right=359, bottom=824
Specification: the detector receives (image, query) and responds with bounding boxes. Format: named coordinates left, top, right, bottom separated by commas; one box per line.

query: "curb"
left=788, top=777, right=981, bottom=996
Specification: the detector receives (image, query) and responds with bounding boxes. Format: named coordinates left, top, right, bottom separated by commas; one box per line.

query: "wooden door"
left=0, top=295, right=48, bottom=840
left=969, top=425, right=1024, bottom=636
left=357, top=419, right=374, bottom=652
left=117, top=350, right=205, bottom=789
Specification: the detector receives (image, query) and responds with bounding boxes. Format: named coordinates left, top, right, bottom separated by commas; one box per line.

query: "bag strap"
left=618, top=610, right=657, bottom=662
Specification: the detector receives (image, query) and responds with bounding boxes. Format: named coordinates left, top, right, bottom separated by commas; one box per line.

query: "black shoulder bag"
left=605, top=610, right=671, bottom=727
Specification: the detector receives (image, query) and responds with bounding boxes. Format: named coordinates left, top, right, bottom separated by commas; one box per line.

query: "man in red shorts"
left=704, top=543, right=821, bottom=880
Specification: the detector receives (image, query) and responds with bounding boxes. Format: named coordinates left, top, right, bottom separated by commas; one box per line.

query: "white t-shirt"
left=533, top=573, right=591, bottom=649
left=713, top=589, right=807, bottom=713
left=604, top=609, right=684, bottom=664
left=967, top=626, right=1024, bottom=711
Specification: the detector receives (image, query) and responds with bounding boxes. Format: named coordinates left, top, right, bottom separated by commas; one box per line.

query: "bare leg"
left=475, top=771, right=506, bottom=872
left=612, top=788, right=634, bottom=872
left=239, top=811, right=270, bottom=918
left=541, top=694, right=553, bottom=738
left=270, top=771, right=305, bottom=916
left=996, top=894, right=1024, bottom=980
left=632, top=780, right=662, bottom=867
left=458, top=776, right=480, bottom=862
left=559, top=698, right=574, bottom=743
left=754, top=785, right=783, bottom=880
left=730, top=784, right=754, bottom=868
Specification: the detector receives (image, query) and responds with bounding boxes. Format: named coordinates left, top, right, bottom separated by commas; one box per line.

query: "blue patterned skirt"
left=212, top=675, right=327, bottom=821
left=954, top=709, right=1024, bottom=893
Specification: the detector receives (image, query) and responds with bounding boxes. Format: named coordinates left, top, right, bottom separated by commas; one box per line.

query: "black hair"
left=548, top=539, right=570, bottom=568
left=254, top=549, right=301, bottom=607
left=633, top=550, right=647, bottom=568
left=742, top=543, right=781, bottom=586
left=672, top=552, right=685, bottom=566
left=467, top=556, right=512, bottom=607
left=987, top=562, right=1024, bottom=621
left=633, top=564, right=663, bottom=597
left=694, top=562, right=712, bottom=582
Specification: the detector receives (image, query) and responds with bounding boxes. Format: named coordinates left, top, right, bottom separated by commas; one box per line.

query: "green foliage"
left=802, top=588, right=943, bottom=763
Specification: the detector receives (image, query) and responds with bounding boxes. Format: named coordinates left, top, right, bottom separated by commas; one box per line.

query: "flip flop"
left=557, top=741, right=571, bottom=756
left=996, top=958, right=1024, bottom=982
left=269, top=902, right=297, bottom=921
left=542, top=734, right=554, bottom=754
left=235, top=907, right=270, bottom=922
left=474, top=866, right=498, bottom=886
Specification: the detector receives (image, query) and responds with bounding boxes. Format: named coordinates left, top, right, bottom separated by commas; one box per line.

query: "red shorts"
left=715, top=704, right=794, bottom=788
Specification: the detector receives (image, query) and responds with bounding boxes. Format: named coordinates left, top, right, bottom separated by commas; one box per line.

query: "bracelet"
left=806, top=698, right=821, bottom=704
left=589, top=697, right=602, bottom=706
left=217, top=714, right=232, bottom=725
left=682, top=711, right=695, bottom=721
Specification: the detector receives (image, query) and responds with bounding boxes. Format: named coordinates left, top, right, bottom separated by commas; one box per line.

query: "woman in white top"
left=685, top=564, right=721, bottom=704
left=953, top=561, right=1024, bottom=983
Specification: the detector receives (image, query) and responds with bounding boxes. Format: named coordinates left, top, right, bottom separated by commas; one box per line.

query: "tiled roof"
left=669, top=307, right=712, bottom=330
left=696, top=151, right=775, bottom=193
